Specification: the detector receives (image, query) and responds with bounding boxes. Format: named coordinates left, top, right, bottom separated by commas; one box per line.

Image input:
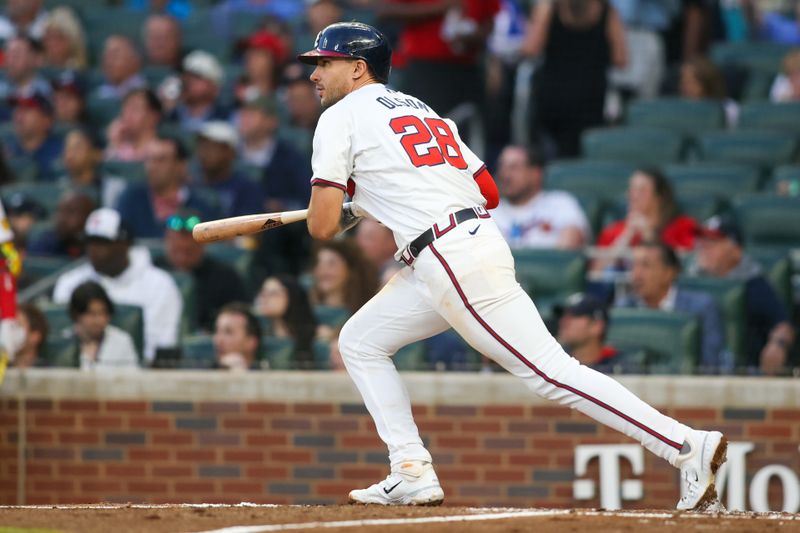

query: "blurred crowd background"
left=1, top=0, right=799, bottom=376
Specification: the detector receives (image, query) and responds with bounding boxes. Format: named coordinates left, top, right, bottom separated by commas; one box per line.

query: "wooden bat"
left=192, top=208, right=308, bottom=243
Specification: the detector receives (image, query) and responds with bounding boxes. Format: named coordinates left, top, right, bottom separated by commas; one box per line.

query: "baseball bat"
left=192, top=208, right=308, bottom=243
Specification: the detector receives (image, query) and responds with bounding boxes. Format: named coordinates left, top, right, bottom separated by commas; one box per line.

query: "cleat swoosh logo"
left=468, top=225, right=480, bottom=235
left=383, top=480, right=402, bottom=494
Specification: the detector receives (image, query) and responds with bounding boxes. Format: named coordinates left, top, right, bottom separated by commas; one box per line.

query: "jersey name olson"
left=376, top=94, right=430, bottom=112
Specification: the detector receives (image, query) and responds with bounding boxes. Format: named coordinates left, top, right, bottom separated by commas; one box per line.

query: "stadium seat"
left=86, top=94, right=122, bottom=131
left=676, top=193, right=724, bottom=222
left=42, top=335, right=79, bottom=368
left=765, top=164, right=800, bottom=194
left=1, top=182, right=67, bottom=215
left=626, top=98, right=725, bottom=135
left=663, top=163, right=761, bottom=200
left=697, top=130, right=799, bottom=168
left=262, top=336, right=295, bottom=370
left=606, top=308, right=702, bottom=374
left=18, top=255, right=75, bottom=291
left=511, top=249, right=586, bottom=314
left=738, top=102, right=800, bottom=133
left=710, top=41, right=793, bottom=75
left=571, top=192, right=604, bottom=239
left=204, top=244, right=254, bottom=287
left=100, top=161, right=147, bottom=183
left=313, top=305, right=351, bottom=330
left=581, top=127, right=685, bottom=165
left=544, top=159, right=636, bottom=203
left=677, top=276, right=747, bottom=370
left=393, top=342, right=428, bottom=371
left=180, top=334, right=215, bottom=369
left=4, top=157, right=38, bottom=183
left=142, top=66, right=175, bottom=88
left=732, top=194, right=800, bottom=249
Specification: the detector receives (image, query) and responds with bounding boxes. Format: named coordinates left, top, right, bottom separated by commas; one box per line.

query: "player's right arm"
left=307, top=105, right=352, bottom=241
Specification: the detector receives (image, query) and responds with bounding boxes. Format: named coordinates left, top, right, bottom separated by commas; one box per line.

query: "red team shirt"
left=391, top=0, right=501, bottom=64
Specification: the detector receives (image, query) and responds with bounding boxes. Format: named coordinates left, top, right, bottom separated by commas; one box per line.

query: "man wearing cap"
left=556, top=293, right=625, bottom=373
left=4, top=91, right=63, bottom=181
left=51, top=71, right=87, bottom=127
left=237, top=94, right=310, bottom=211
left=193, top=121, right=265, bottom=218
left=154, top=208, right=248, bottom=333
left=116, top=134, right=220, bottom=238
left=166, top=50, right=230, bottom=133
left=690, top=215, right=795, bottom=374
left=617, top=241, right=728, bottom=373
left=52, top=207, right=183, bottom=365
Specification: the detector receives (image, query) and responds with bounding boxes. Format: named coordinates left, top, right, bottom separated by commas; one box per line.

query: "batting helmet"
left=297, top=22, right=391, bottom=83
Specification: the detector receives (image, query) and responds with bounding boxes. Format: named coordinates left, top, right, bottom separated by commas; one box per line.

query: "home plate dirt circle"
left=0, top=504, right=797, bottom=532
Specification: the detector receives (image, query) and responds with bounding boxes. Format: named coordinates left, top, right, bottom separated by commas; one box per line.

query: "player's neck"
left=350, top=77, right=380, bottom=94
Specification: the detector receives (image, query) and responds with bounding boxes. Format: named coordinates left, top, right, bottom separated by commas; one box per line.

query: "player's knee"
left=337, top=320, right=360, bottom=361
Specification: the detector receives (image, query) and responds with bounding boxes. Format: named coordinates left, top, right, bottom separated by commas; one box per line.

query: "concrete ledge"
left=0, top=369, right=798, bottom=408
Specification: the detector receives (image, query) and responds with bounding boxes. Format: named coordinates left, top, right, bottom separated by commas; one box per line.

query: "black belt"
left=401, top=206, right=490, bottom=266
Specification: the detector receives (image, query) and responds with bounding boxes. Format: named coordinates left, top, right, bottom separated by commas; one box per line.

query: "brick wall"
left=1, top=374, right=798, bottom=510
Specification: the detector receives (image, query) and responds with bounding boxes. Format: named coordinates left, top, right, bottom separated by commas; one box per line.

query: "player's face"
left=309, top=58, right=356, bottom=109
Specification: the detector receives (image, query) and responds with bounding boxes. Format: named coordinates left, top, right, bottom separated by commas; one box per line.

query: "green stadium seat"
left=544, top=159, right=636, bottom=203
left=571, top=192, right=604, bottom=239
left=394, top=342, right=428, bottom=371
left=676, top=193, right=725, bottom=222
left=4, top=157, right=38, bottom=182
left=313, top=305, right=351, bottom=329
left=697, top=130, right=799, bottom=168
left=100, top=160, right=146, bottom=183
left=1, top=182, right=67, bottom=215
left=711, top=41, right=792, bottom=72
left=180, top=334, right=215, bottom=369
left=607, top=308, right=702, bottom=374
left=42, top=335, right=79, bottom=368
left=765, top=164, right=800, bottom=194
left=278, top=127, right=313, bottom=160
left=204, top=244, right=254, bottom=288
left=142, top=65, right=176, bottom=88
left=581, top=127, right=685, bottom=165
left=663, top=163, right=761, bottom=200
left=732, top=194, right=800, bottom=249
left=677, top=276, right=747, bottom=370
left=86, top=95, right=121, bottom=131
left=18, top=255, right=75, bottom=291
left=626, top=98, right=725, bottom=135
left=738, top=102, right=800, bottom=133
left=262, top=336, right=295, bottom=369
left=511, top=249, right=586, bottom=314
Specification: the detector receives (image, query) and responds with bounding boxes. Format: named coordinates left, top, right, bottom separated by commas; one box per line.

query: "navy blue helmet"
left=298, top=22, right=391, bottom=83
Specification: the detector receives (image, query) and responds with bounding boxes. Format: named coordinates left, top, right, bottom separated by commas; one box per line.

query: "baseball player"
left=299, top=22, right=727, bottom=510
left=0, top=198, right=24, bottom=383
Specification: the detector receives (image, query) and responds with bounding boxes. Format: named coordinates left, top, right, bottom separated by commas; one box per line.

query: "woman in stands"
left=41, top=7, right=88, bottom=71
left=254, top=274, right=317, bottom=369
left=310, top=239, right=378, bottom=315
left=594, top=169, right=698, bottom=270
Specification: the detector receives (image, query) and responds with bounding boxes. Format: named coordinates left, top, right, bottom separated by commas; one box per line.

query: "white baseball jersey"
left=491, top=190, right=590, bottom=248
left=310, top=84, right=486, bottom=250
left=0, top=200, right=13, bottom=245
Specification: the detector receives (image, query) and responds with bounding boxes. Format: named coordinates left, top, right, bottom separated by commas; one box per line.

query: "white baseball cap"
left=183, top=50, right=223, bottom=85
left=84, top=207, right=130, bottom=242
left=198, top=121, right=239, bottom=149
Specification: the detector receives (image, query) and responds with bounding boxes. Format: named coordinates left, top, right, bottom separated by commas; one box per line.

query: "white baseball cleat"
left=675, top=430, right=728, bottom=512
left=348, top=460, right=444, bottom=506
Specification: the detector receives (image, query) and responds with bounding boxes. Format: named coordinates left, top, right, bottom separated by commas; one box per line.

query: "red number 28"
left=390, top=116, right=468, bottom=170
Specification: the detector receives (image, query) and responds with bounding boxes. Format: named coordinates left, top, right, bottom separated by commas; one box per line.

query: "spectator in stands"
left=690, top=215, right=795, bottom=375
left=379, top=0, right=500, bottom=118
left=355, top=219, right=398, bottom=278
left=523, top=0, right=626, bottom=157
left=236, top=94, right=310, bottom=211
left=5, top=193, right=45, bottom=251
left=283, top=65, right=321, bottom=132
left=556, top=292, right=624, bottom=373
left=235, top=31, right=287, bottom=101
left=254, top=274, right=317, bottom=369
left=28, top=190, right=95, bottom=259
left=492, top=145, right=589, bottom=249
left=126, top=0, right=193, bottom=22
left=6, top=91, right=63, bottom=181
left=116, top=135, right=220, bottom=238
left=595, top=169, right=697, bottom=270
left=41, top=7, right=87, bottom=71
left=156, top=209, right=248, bottom=332
left=615, top=241, right=728, bottom=373
left=8, top=303, right=48, bottom=369
left=770, top=48, right=800, bottom=103
left=142, top=14, right=182, bottom=70
left=193, top=121, right=265, bottom=218
left=307, top=0, right=344, bottom=36
left=104, top=88, right=162, bottom=162
left=68, top=281, right=139, bottom=369
left=51, top=71, right=87, bottom=127
left=744, top=0, right=800, bottom=45
left=0, top=0, right=48, bottom=41
left=679, top=56, right=739, bottom=127
left=0, top=37, right=51, bottom=107
left=165, top=51, right=229, bottom=133
left=52, top=207, right=183, bottom=364
left=57, top=129, right=126, bottom=208
left=94, top=35, right=146, bottom=100
left=311, top=239, right=378, bottom=315
left=212, top=0, right=304, bottom=38
left=213, top=302, right=262, bottom=371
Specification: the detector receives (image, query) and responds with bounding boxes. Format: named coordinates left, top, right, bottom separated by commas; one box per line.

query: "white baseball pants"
left=339, top=217, right=691, bottom=469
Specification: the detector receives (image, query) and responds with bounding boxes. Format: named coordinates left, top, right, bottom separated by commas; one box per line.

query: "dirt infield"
left=0, top=504, right=798, bottom=533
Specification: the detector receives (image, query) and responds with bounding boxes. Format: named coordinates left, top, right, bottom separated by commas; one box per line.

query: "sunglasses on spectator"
left=166, top=215, right=202, bottom=232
